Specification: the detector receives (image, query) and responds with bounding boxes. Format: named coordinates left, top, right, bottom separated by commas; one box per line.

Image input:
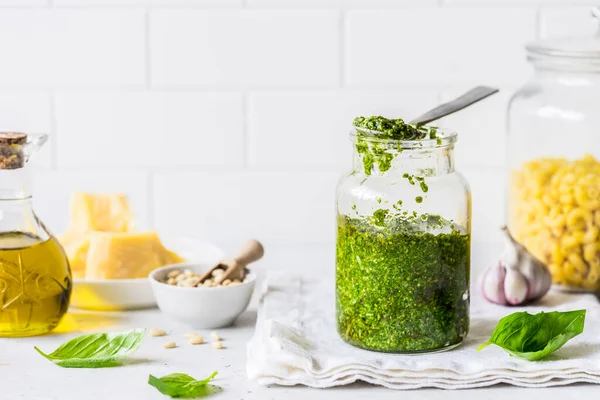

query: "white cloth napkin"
left=246, top=273, right=600, bottom=389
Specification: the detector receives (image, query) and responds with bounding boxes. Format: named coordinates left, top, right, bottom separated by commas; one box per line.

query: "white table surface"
left=2, top=242, right=599, bottom=399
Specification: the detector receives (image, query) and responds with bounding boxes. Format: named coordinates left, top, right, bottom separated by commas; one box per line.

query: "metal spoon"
left=409, top=86, right=499, bottom=127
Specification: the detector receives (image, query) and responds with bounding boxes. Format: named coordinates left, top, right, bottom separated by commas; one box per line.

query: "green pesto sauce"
left=335, top=214, right=470, bottom=353
left=353, top=116, right=427, bottom=140
left=401, top=173, right=429, bottom=202
left=352, top=116, right=439, bottom=176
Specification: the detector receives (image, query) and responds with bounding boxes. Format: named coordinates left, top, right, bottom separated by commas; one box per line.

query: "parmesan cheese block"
left=60, top=192, right=183, bottom=279
left=66, top=192, right=135, bottom=234
left=84, top=231, right=184, bottom=280
left=60, top=233, right=93, bottom=279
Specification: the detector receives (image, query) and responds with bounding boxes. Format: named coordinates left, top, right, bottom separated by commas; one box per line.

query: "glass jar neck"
left=0, top=196, right=50, bottom=242
left=529, top=54, right=600, bottom=76
left=0, top=168, right=32, bottom=200
left=352, top=142, right=456, bottom=177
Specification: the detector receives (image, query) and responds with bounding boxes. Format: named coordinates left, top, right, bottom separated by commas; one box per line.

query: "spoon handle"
left=409, top=86, right=499, bottom=127
left=233, top=239, right=265, bottom=267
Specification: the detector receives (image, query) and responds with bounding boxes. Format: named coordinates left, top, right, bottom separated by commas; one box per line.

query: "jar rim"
left=350, top=127, right=457, bottom=149
left=526, top=43, right=600, bottom=61
left=526, top=51, right=600, bottom=73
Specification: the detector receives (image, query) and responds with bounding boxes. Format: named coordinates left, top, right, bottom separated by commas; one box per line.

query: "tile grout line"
left=4, top=2, right=540, bottom=10
left=49, top=91, right=58, bottom=170
left=535, top=5, right=542, bottom=40
left=338, top=8, right=345, bottom=88
left=44, top=4, right=242, bottom=9
left=242, top=91, right=248, bottom=168
left=147, top=172, right=155, bottom=228
left=145, top=8, right=152, bottom=89
left=34, top=163, right=504, bottom=175
left=0, top=84, right=504, bottom=92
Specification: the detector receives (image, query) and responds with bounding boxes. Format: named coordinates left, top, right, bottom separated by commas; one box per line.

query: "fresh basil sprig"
left=148, top=371, right=218, bottom=398
left=477, top=310, right=586, bottom=361
left=34, top=328, right=145, bottom=368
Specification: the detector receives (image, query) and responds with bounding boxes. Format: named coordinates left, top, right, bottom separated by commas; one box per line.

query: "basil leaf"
left=34, top=328, right=145, bottom=368
left=148, top=371, right=218, bottom=398
left=477, top=310, right=586, bottom=361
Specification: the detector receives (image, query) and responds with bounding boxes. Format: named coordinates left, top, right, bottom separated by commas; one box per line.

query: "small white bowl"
left=71, top=237, right=225, bottom=311
left=149, top=263, right=256, bottom=329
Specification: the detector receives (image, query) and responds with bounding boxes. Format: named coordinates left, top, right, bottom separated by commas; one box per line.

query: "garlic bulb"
left=480, top=227, right=552, bottom=306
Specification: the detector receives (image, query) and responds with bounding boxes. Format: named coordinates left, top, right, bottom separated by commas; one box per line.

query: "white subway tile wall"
left=247, top=0, right=437, bottom=6
left=0, top=93, right=52, bottom=168
left=437, top=87, right=513, bottom=169
left=540, top=6, right=600, bottom=38
left=0, top=10, right=145, bottom=87
left=345, top=8, right=536, bottom=86
left=0, top=0, right=47, bottom=6
left=0, top=1, right=591, bottom=245
left=150, top=10, right=339, bottom=88
left=247, top=89, right=439, bottom=169
left=55, top=0, right=241, bottom=5
left=153, top=172, right=340, bottom=243
left=54, top=91, right=244, bottom=168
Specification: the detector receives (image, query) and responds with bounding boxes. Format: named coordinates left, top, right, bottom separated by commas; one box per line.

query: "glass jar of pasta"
left=507, top=8, right=600, bottom=291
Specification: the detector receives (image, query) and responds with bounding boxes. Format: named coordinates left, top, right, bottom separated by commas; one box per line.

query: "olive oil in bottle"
left=0, top=132, right=72, bottom=337
left=0, top=232, right=71, bottom=337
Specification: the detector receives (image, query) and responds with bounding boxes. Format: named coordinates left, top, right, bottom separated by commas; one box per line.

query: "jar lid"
left=526, top=7, right=600, bottom=59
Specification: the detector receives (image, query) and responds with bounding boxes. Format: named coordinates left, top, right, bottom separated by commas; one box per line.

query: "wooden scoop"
left=198, top=239, right=264, bottom=285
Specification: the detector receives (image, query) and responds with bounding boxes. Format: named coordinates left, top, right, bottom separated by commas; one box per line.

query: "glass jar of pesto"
left=335, top=116, right=471, bottom=353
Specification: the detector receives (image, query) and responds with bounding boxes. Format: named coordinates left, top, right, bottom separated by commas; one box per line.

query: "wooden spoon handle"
left=233, top=239, right=264, bottom=267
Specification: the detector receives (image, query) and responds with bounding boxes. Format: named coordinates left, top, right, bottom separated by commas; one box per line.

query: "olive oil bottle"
left=0, top=233, right=71, bottom=337
left=0, top=132, right=71, bottom=337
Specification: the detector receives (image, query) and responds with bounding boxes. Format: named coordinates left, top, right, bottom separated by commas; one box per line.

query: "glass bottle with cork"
left=0, top=132, right=71, bottom=337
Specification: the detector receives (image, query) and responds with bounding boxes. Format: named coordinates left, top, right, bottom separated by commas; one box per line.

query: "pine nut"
left=211, top=269, right=224, bottom=277
left=184, top=332, right=198, bottom=339
left=189, top=335, right=204, bottom=345
left=167, top=270, right=181, bottom=279
left=160, top=269, right=248, bottom=287
left=150, top=328, right=166, bottom=337
left=210, top=332, right=221, bottom=341
left=163, top=342, right=176, bottom=349
left=211, top=341, right=223, bottom=349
